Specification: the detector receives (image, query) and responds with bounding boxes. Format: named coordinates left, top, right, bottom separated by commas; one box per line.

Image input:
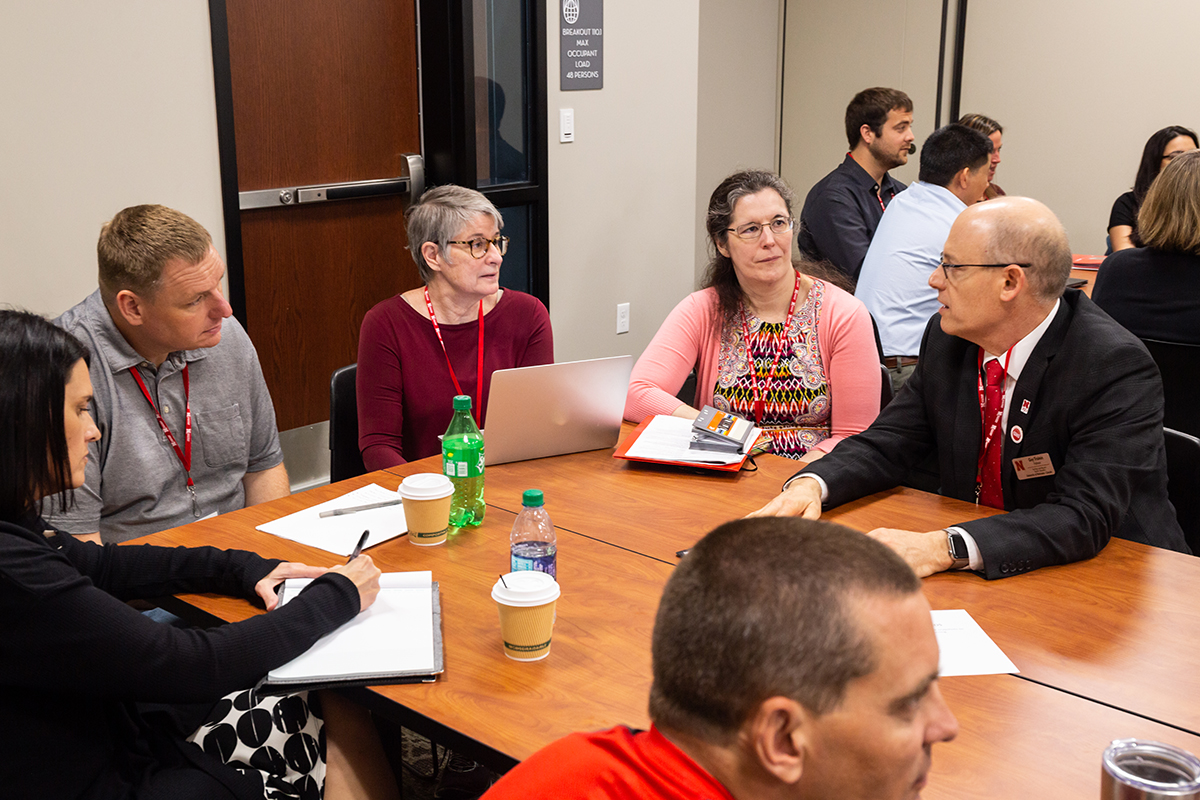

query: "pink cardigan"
left=624, top=282, right=881, bottom=455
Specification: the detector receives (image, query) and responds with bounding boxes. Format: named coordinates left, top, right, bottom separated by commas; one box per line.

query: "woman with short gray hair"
left=357, top=185, right=553, bottom=466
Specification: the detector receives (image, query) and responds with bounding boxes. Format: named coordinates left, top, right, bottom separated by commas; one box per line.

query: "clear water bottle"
left=442, top=395, right=485, bottom=527
left=510, top=489, right=556, bottom=580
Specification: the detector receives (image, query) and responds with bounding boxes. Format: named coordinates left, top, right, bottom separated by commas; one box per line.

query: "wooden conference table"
left=145, top=434, right=1200, bottom=799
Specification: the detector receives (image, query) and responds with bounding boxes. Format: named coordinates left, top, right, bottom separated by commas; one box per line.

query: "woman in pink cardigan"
left=625, top=170, right=881, bottom=462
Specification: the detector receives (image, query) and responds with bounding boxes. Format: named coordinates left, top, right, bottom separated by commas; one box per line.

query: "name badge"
left=1012, top=453, right=1055, bottom=480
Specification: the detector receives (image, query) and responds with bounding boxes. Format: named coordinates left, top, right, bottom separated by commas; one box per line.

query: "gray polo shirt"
left=43, top=290, right=285, bottom=543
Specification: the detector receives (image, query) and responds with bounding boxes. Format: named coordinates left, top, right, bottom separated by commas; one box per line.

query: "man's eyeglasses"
left=725, top=216, right=795, bottom=241
left=447, top=234, right=509, bottom=258
left=937, top=260, right=1030, bottom=280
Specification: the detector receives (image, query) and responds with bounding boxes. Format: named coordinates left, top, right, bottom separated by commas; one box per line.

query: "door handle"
left=239, top=153, right=424, bottom=210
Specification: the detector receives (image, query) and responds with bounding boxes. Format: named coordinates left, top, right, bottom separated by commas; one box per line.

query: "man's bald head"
left=954, top=197, right=1072, bottom=303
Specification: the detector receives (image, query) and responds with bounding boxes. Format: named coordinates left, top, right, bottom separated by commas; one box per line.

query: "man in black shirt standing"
left=798, top=87, right=915, bottom=281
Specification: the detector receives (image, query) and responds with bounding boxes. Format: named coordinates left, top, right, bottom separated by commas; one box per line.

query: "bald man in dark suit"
left=753, top=197, right=1188, bottom=578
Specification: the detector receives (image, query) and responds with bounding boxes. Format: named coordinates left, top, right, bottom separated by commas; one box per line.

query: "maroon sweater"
left=356, top=290, right=554, bottom=467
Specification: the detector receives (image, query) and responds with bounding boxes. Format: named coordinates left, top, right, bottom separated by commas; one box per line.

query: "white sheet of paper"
left=624, top=415, right=749, bottom=465
left=255, top=483, right=407, bottom=556
left=932, top=609, right=1019, bottom=677
left=269, top=571, right=435, bottom=681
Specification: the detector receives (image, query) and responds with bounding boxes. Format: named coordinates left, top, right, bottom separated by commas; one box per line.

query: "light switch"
left=560, top=108, right=575, bottom=143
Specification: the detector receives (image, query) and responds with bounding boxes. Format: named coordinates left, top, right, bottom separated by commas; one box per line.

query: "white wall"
left=960, top=0, right=1200, bottom=255
left=546, top=0, right=784, bottom=363
left=0, top=1, right=225, bottom=318
left=779, top=0, right=944, bottom=202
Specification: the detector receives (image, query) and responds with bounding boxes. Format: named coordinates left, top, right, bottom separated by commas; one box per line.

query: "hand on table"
left=746, top=476, right=823, bottom=519
left=328, top=555, right=382, bottom=612
left=256, top=562, right=331, bottom=610
left=866, top=528, right=953, bottom=578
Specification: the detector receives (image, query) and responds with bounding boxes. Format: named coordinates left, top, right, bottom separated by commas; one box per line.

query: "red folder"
left=612, top=417, right=755, bottom=473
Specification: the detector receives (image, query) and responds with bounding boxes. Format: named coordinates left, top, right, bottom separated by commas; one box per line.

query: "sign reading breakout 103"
left=560, top=0, right=602, bottom=91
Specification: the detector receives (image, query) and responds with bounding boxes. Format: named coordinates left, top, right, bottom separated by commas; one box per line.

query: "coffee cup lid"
left=492, top=571, right=560, bottom=606
left=398, top=473, right=454, bottom=500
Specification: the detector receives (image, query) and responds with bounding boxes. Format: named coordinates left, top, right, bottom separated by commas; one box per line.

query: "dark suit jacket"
left=793, top=290, right=1188, bottom=579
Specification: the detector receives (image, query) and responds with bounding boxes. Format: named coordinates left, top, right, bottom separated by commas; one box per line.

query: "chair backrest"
left=880, top=363, right=895, bottom=411
left=1141, top=338, right=1200, bottom=438
left=1165, top=427, right=1200, bottom=556
left=329, top=363, right=366, bottom=483
left=1161, top=424, right=1200, bottom=556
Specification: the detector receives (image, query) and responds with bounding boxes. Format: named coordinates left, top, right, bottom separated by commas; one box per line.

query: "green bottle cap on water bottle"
left=453, top=395, right=472, bottom=410
left=522, top=489, right=544, bottom=507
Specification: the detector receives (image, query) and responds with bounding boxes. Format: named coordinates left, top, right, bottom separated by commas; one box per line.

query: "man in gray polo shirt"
left=44, top=204, right=289, bottom=544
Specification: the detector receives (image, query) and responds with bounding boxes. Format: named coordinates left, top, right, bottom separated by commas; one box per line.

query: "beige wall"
left=545, top=1, right=700, bottom=362
left=779, top=0, right=944, bottom=202
left=960, top=0, right=1200, bottom=255
left=0, top=1, right=225, bottom=318
left=693, top=1, right=784, bottom=284
left=546, top=0, right=784, bottom=363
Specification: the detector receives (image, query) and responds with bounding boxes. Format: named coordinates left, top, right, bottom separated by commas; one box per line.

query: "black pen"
left=348, top=530, right=369, bottom=563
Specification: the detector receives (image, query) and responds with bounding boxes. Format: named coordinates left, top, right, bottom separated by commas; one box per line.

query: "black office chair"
left=329, top=363, right=366, bottom=483
left=880, top=363, right=895, bottom=410
left=1141, top=338, right=1200, bottom=438
left=1165, top=427, right=1200, bottom=556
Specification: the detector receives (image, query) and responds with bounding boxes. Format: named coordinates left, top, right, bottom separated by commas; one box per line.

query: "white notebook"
left=259, top=571, right=444, bottom=694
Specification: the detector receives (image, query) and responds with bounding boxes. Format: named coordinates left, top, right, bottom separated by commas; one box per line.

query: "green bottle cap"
left=453, top=395, right=472, bottom=410
left=522, top=489, right=544, bottom=507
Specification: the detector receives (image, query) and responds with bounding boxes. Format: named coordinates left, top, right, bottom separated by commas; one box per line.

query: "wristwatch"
left=946, top=530, right=970, bottom=570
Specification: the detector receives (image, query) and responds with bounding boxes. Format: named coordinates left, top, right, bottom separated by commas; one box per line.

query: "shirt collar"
left=983, top=298, right=1061, bottom=382
left=839, top=153, right=899, bottom=194
left=80, top=290, right=209, bottom=375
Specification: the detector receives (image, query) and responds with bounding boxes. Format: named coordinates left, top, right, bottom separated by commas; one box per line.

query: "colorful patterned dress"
left=712, top=279, right=831, bottom=459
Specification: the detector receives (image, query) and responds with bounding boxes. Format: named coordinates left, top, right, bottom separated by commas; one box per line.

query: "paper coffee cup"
left=492, top=572, right=561, bottom=661
left=398, top=474, right=454, bottom=546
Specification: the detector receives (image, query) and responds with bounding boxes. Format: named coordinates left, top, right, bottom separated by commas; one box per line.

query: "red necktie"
left=979, top=358, right=1006, bottom=509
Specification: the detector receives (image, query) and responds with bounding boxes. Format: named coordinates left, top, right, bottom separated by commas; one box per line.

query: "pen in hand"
left=348, top=530, right=370, bottom=563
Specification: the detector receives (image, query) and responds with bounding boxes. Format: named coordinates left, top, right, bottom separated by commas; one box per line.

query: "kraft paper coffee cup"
left=1102, top=739, right=1200, bottom=799
left=398, top=474, right=454, bottom=546
left=492, top=572, right=561, bottom=661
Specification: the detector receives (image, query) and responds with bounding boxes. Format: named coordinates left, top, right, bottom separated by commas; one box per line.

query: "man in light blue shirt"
left=856, top=124, right=993, bottom=392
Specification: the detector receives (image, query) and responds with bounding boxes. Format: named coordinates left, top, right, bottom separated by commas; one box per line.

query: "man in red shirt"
left=482, top=517, right=958, bottom=800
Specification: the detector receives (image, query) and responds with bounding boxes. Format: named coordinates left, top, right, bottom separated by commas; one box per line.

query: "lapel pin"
left=1020, top=399, right=1030, bottom=414
left=1011, top=425, right=1024, bottom=443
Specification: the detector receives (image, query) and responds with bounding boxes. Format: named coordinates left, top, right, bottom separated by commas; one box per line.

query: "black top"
left=0, top=517, right=360, bottom=800
left=1108, top=190, right=1139, bottom=242
left=797, top=154, right=906, bottom=281
left=1093, top=247, right=1200, bottom=345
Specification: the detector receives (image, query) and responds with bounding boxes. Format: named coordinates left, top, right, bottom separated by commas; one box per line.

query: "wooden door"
left=215, top=0, right=422, bottom=430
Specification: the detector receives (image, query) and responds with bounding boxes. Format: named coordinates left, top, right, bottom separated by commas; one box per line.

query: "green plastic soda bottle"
left=442, top=395, right=485, bottom=527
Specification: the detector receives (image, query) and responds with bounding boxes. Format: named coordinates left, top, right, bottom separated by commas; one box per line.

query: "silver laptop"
left=483, top=355, right=633, bottom=465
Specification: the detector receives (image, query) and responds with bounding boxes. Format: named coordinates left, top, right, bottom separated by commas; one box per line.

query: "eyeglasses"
left=725, top=216, right=795, bottom=241
left=1163, top=150, right=1191, bottom=162
left=937, top=260, right=1030, bottom=281
left=447, top=234, right=509, bottom=258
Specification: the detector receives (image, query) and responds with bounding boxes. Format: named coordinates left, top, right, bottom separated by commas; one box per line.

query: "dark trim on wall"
left=778, top=1, right=788, bottom=172
left=949, top=0, right=968, bottom=122
left=417, top=0, right=550, bottom=309
left=528, top=0, right=549, bottom=304
left=207, top=0, right=247, bottom=327
left=935, top=0, right=949, bottom=126
left=418, top=0, right=477, bottom=187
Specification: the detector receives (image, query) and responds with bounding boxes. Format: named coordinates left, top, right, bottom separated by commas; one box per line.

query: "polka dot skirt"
left=188, top=688, right=326, bottom=799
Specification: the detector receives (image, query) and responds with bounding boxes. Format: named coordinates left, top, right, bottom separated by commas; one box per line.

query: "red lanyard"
left=974, top=347, right=1013, bottom=498
left=425, top=287, right=484, bottom=425
left=738, top=273, right=802, bottom=425
left=130, top=363, right=201, bottom=517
